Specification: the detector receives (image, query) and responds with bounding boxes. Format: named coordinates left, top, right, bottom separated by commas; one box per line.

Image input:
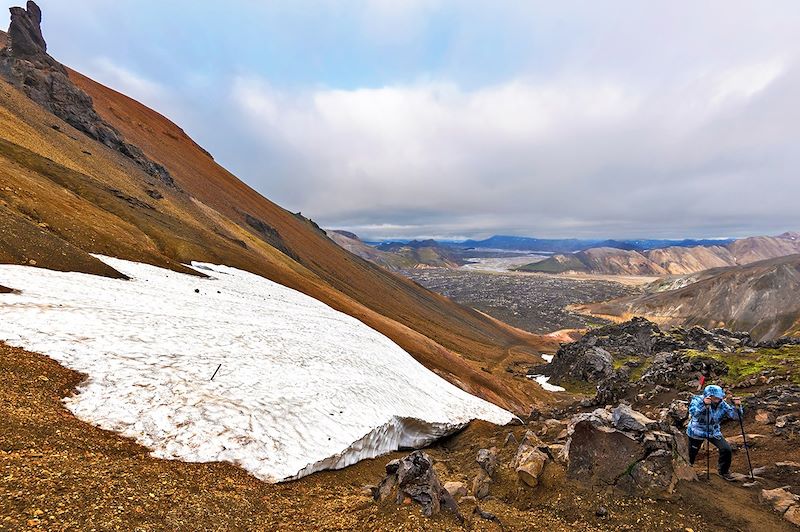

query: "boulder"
left=755, top=409, right=775, bottom=425
left=727, top=433, right=766, bottom=449
left=564, top=404, right=695, bottom=496
left=785, top=505, right=800, bottom=526
left=666, top=400, right=689, bottom=426
left=612, top=403, right=658, bottom=432
left=472, top=448, right=498, bottom=499
left=577, top=347, right=614, bottom=381
left=476, top=447, right=498, bottom=478
left=375, top=451, right=459, bottom=518
left=622, top=449, right=677, bottom=496
left=511, top=432, right=549, bottom=488
left=548, top=341, right=614, bottom=383
left=566, top=420, right=642, bottom=483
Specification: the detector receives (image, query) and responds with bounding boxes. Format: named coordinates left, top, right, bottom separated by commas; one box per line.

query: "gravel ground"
left=402, top=269, right=640, bottom=334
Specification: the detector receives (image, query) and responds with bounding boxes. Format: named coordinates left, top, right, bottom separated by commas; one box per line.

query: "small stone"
left=785, top=505, right=800, bottom=526
left=476, top=447, right=498, bottom=477
left=443, top=481, right=467, bottom=500
left=755, top=409, right=775, bottom=425
left=503, top=432, right=518, bottom=447
left=595, top=506, right=608, bottom=517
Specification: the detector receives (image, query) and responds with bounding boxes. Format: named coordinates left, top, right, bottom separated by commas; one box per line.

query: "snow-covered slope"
left=0, top=257, right=513, bottom=482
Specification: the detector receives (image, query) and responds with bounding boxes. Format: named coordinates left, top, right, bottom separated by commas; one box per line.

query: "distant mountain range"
left=367, top=235, right=734, bottom=253
left=457, top=235, right=734, bottom=252
left=516, top=232, right=800, bottom=276
left=326, top=231, right=460, bottom=270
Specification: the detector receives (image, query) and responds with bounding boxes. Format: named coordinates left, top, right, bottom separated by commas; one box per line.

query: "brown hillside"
left=575, top=254, right=800, bottom=340
left=0, top=26, right=556, bottom=414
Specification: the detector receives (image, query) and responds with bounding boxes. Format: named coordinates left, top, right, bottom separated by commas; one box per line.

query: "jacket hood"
left=703, top=384, right=725, bottom=399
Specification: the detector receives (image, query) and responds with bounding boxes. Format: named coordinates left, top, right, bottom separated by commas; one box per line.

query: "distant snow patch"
left=528, top=374, right=565, bottom=392
left=0, top=257, right=512, bottom=482
left=541, top=354, right=554, bottom=363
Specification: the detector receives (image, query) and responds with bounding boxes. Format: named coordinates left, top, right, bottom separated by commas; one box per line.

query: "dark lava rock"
left=375, top=451, right=460, bottom=518
left=0, top=2, right=175, bottom=187
left=547, top=345, right=613, bottom=383
left=639, top=351, right=728, bottom=386
left=565, top=405, right=696, bottom=497
left=8, top=1, right=45, bottom=57
left=612, top=403, right=658, bottom=432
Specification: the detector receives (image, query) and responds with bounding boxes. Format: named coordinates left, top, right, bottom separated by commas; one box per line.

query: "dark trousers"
left=688, top=436, right=732, bottom=474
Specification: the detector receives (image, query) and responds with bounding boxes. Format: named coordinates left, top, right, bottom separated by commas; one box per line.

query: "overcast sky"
left=22, top=1, right=800, bottom=239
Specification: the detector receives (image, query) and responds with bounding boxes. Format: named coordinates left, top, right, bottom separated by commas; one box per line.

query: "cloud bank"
left=29, top=0, right=800, bottom=239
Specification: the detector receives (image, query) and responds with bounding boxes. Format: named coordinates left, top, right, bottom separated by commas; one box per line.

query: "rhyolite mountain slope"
left=326, top=230, right=459, bottom=270
left=518, top=232, right=800, bottom=276
left=0, top=2, right=556, bottom=414
left=573, top=254, right=800, bottom=341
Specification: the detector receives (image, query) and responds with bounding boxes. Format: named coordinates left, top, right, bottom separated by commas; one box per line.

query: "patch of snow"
left=0, top=257, right=513, bottom=482
left=541, top=354, right=554, bottom=363
left=528, top=374, right=565, bottom=392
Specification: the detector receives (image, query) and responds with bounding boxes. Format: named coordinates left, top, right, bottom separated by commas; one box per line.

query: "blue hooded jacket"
left=687, top=385, right=741, bottom=439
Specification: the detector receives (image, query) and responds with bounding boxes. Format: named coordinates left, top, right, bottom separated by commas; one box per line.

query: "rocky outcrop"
left=374, top=451, right=460, bottom=518
left=746, top=384, right=800, bottom=437
left=543, top=318, right=790, bottom=406
left=8, top=1, right=45, bottom=57
left=563, top=405, right=695, bottom=497
left=0, top=2, right=175, bottom=187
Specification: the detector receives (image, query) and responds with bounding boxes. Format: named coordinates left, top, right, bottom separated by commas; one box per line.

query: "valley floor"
left=402, top=268, right=641, bottom=334
left=3, top=342, right=795, bottom=531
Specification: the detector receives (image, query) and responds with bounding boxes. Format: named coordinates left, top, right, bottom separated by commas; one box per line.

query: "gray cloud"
left=25, top=0, right=800, bottom=239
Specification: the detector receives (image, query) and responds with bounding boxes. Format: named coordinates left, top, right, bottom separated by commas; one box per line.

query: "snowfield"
left=0, top=257, right=513, bottom=482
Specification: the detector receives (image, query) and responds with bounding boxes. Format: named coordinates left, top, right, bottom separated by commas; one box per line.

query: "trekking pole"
left=706, top=407, right=711, bottom=480
left=737, top=405, right=754, bottom=480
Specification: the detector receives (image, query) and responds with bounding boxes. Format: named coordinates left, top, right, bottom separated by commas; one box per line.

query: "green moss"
left=559, top=379, right=597, bottom=395
left=685, top=346, right=800, bottom=385
left=629, top=360, right=653, bottom=382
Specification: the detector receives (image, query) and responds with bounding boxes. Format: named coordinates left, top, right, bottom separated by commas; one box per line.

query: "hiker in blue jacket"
left=687, top=384, right=742, bottom=481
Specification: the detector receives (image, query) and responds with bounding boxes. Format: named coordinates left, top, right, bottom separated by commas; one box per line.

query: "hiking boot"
left=720, top=472, right=737, bottom=482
